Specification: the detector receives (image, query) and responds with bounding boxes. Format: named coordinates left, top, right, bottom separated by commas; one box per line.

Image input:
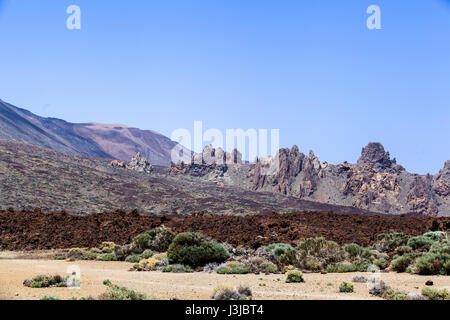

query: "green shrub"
left=384, top=289, right=408, bottom=300
left=142, top=249, right=154, bottom=259
left=217, top=262, right=251, bottom=274
left=339, top=282, right=354, bottom=293
left=285, top=270, right=304, bottom=283
left=132, top=227, right=176, bottom=253
left=344, top=243, right=373, bottom=260
left=101, top=279, right=149, bottom=300
left=373, top=258, right=388, bottom=270
left=395, top=246, right=412, bottom=256
left=281, top=237, right=346, bottom=271
left=414, top=253, right=449, bottom=275
left=96, top=253, right=118, bottom=261
left=53, top=255, right=65, bottom=260
left=412, top=238, right=450, bottom=275
left=101, top=242, right=117, bottom=254
left=391, top=253, right=416, bottom=272
left=374, top=232, right=409, bottom=253
left=125, top=254, right=143, bottom=263
left=263, top=243, right=294, bottom=259
left=24, top=275, right=67, bottom=288
left=162, top=264, right=193, bottom=273
left=212, top=285, right=252, bottom=300
left=132, top=233, right=151, bottom=252
left=146, top=227, right=176, bottom=252
left=407, top=236, right=435, bottom=250
left=326, top=264, right=359, bottom=273
left=421, top=287, right=450, bottom=300
left=167, top=232, right=230, bottom=267
left=261, top=261, right=278, bottom=273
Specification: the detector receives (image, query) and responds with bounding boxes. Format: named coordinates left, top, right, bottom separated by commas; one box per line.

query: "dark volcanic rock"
left=357, top=142, right=395, bottom=170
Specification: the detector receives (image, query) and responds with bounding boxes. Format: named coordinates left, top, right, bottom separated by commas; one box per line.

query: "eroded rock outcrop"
left=169, top=142, right=450, bottom=216
left=169, top=145, right=242, bottom=177
left=111, top=152, right=152, bottom=173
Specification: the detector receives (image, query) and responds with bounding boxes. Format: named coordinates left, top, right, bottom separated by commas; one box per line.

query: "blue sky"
left=0, top=0, right=449, bottom=174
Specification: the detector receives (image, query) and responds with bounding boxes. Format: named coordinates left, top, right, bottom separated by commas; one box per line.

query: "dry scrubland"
left=1, top=256, right=449, bottom=301
left=1, top=226, right=449, bottom=301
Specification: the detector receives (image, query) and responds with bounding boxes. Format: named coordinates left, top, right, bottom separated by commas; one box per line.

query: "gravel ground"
left=1, top=253, right=449, bottom=300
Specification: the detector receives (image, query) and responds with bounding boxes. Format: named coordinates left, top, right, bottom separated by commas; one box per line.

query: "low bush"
left=162, top=264, right=193, bottom=273
left=413, top=238, right=450, bottom=275
left=374, top=232, right=409, bottom=253
left=339, top=282, right=354, bottom=293
left=373, top=258, right=388, bottom=270
left=217, top=262, right=251, bottom=274
left=421, top=287, right=450, bottom=300
left=281, top=237, right=346, bottom=271
left=24, top=275, right=67, bottom=288
left=391, top=253, right=416, bottom=273
left=326, top=263, right=359, bottom=273
left=212, top=285, right=252, bottom=300
left=351, top=275, right=368, bottom=283
left=142, top=249, right=154, bottom=259
left=125, top=254, right=143, bottom=263
left=383, top=289, right=407, bottom=300
left=344, top=243, right=372, bottom=260
left=167, top=232, right=230, bottom=267
left=285, top=269, right=304, bottom=283
left=261, top=261, right=278, bottom=274
left=96, top=253, right=118, bottom=261
left=395, top=246, right=412, bottom=256
left=101, top=280, right=150, bottom=300
left=132, top=227, right=176, bottom=253
left=407, top=236, right=435, bottom=250
left=137, top=257, right=161, bottom=271
left=101, top=242, right=117, bottom=254
left=262, top=243, right=294, bottom=260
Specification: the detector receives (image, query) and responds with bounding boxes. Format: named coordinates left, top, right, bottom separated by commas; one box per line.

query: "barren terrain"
left=1, top=254, right=449, bottom=300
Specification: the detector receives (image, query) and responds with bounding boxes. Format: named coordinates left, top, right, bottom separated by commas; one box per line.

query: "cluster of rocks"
left=110, top=152, right=152, bottom=174
left=169, top=145, right=243, bottom=177
left=170, top=142, right=449, bottom=216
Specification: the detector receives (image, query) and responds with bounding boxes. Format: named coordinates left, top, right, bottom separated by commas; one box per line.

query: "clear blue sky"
left=0, top=0, right=449, bottom=174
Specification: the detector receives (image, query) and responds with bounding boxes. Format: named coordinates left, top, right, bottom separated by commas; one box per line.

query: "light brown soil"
left=1, top=253, right=449, bottom=300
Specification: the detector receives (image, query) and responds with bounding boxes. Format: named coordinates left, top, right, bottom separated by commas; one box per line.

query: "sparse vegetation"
left=101, top=279, right=151, bottom=300
left=162, top=264, right=193, bottom=273
left=217, top=262, right=251, bottom=274
left=212, top=285, right=252, bottom=300
left=23, top=274, right=68, bottom=288
left=285, top=269, right=304, bottom=283
left=339, top=282, right=354, bottom=293
left=96, top=253, right=118, bottom=261
left=421, top=287, right=450, bottom=300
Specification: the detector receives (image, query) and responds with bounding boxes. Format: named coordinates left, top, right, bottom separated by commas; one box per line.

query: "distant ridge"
left=0, top=99, right=188, bottom=165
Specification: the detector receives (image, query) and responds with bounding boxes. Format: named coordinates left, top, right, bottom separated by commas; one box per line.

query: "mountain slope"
left=0, top=99, right=186, bottom=165
left=0, top=139, right=377, bottom=216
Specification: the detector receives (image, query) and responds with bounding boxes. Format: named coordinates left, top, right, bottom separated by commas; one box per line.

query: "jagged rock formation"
left=111, top=152, right=152, bottom=173
left=169, top=145, right=242, bottom=178
left=171, top=143, right=450, bottom=216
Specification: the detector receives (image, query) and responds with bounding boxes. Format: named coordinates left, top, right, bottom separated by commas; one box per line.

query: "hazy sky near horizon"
left=0, top=0, right=449, bottom=174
